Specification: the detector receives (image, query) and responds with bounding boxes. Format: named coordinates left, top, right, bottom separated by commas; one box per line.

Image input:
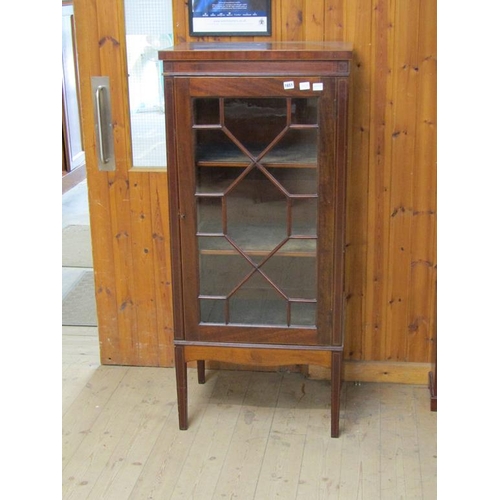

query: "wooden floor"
left=63, top=326, right=436, bottom=499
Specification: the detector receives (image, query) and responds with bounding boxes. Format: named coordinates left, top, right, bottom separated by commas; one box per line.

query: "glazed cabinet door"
left=169, top=76, right=344, bottom=346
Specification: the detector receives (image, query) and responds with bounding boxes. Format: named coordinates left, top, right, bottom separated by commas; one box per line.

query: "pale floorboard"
left=62, top=326, right=437, bottom=499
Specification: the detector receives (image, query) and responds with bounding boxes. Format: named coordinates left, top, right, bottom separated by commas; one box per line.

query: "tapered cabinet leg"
left=197, top=360, right=206, bottom=384
left=331, top=351, right=342, bottom=438
left=175, top=346, right=188, bottom=430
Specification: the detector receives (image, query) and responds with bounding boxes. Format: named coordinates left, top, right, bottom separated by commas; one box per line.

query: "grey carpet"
left=62, top=271, right=98, bottom=326
left=62, top=225, right=93, bottom=268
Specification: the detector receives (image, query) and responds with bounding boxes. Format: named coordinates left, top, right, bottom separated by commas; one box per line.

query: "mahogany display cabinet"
left=159, top=42, right=352, bottom=437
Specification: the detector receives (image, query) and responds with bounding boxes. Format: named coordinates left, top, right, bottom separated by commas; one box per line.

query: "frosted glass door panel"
left=124, top=0, right=173, bottom=168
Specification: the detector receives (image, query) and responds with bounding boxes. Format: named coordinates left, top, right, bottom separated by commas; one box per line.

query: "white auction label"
left=299, top=82, right=311, bottom=90
left=313, top=82, right=324, bottom=91
left=283, top=81, right=295, bottom=90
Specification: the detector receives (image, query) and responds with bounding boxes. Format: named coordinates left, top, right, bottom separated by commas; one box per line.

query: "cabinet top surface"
left=158, top=41, right=353, bottom=61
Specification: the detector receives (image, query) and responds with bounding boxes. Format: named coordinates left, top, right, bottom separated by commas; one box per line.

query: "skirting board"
left=203, top=359, right=432, bottom=385
left=308, top=360, right=432, bottom=385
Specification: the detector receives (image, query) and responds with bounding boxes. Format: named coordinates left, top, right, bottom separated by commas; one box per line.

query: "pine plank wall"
left=175, top=0, right=437, bottom=374
left=75, top=0, right=436, bottom=382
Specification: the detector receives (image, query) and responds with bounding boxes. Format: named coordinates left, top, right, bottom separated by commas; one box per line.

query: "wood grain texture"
left=173, top=0, right=437, bottom=363
left=385, top=0, right=420, bottom=362
left=75, top=0, right=436, bottom=369
left=62, top=329, right=437, bottom=498
left=343, top=0, right=371, bottom=361
left=408, top=0, right=437, bottom=363
left=75, top=0, right=173, bottom=367
left=183, top=344, right=332, bottom=367
left=309, top=360, right=432, bottom=385
left=173, top=0, right=436, bottom=364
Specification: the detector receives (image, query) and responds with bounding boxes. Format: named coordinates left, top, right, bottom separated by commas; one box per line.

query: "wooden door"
left=168, top=74, right=344, bottom=347
left=73, top=0, right=174, bottom=367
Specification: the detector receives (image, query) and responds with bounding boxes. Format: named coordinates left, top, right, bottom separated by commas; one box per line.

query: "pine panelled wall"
left=174, top=0, right=437, bottom=372
left=75, top=0, right=436, bottom=381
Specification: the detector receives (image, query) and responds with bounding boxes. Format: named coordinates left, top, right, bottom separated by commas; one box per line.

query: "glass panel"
left=194, top=98, right=220, bottom=125
left=124, top=0, right=173, bottom=168
left=266, top=167, right=317, bottom=195
left=194, top=97, right=320, bottom=327
left=195, top=129, right=249, bottom=165
left=229, top=273, right=287, bottom=326
left=260, top=240, right=317, bottom=300
left=197, top=166, right=247, bottom=195
left=198, top=237, right=253, bottom=296
left=226, top=168, right=288, bottom=254
left=224, top=98, right=288, bottom=157
left=291, top=98, right=318, bottom=125
left=290, top=302, right=317, bottom=327
left=197, top=197, right=223, bottom=234
left=261, top=129, right=318, bottom=166
left=291, top=198, right=317, bottom=236
left=200, top=298, right=225, bottom=324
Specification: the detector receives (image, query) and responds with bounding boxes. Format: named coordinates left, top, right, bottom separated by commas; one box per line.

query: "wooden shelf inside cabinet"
left=160, top=41, right=352, bottom=438
left=198, top=248, right=316, bottom=258
left=195, top=141, right=319, bottom=168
